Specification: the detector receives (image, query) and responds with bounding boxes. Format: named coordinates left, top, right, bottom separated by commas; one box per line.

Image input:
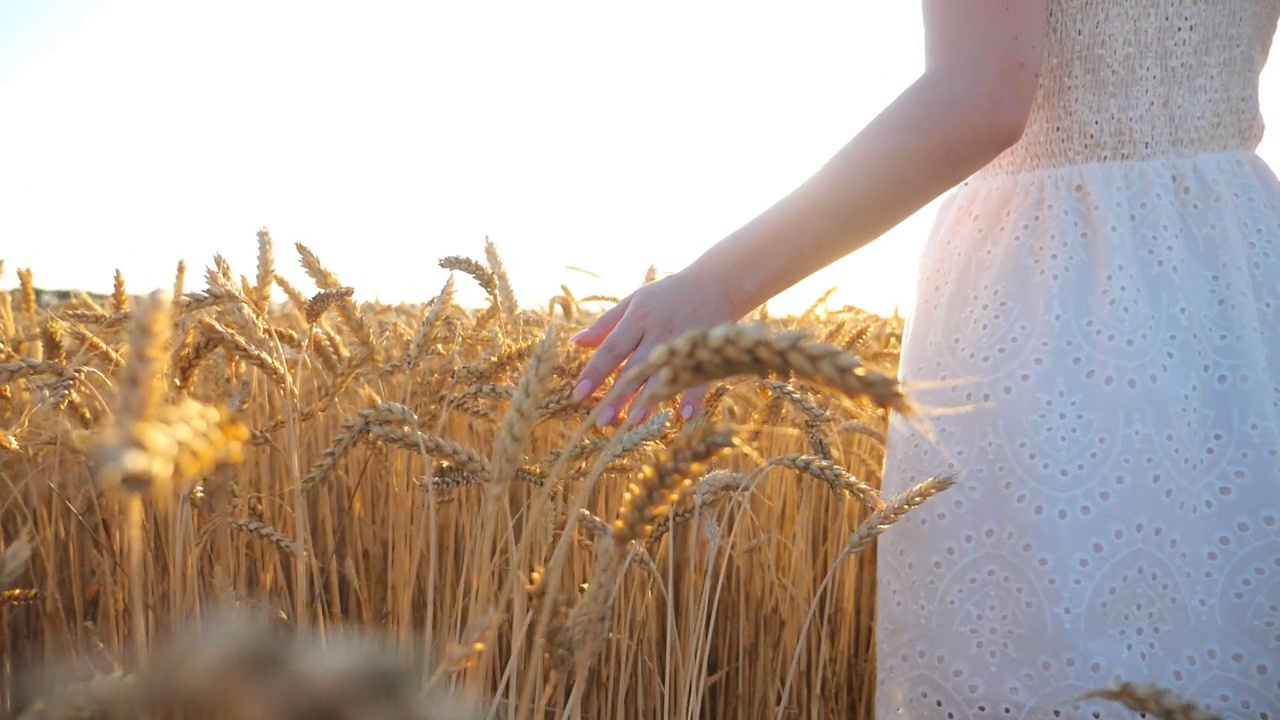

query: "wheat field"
left=0, top=232, right=1208, bottom=719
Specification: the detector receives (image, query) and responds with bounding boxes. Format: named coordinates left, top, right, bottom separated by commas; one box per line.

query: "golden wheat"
left=0, top=235, right=1216, bottom=720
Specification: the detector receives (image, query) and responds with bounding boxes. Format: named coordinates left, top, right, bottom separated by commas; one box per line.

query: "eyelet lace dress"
left=876, top=2, right=1280, bottom=718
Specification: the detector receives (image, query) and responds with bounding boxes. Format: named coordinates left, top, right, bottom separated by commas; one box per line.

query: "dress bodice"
left=981, top=1, right=1280, bottom=177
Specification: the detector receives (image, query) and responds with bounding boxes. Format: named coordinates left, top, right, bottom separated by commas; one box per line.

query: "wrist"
left=684, top=246, right=761, bottom=320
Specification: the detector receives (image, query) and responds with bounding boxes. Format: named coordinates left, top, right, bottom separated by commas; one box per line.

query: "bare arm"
left=690, top=0, right=1050, bottom=316
left=573, top=1, right=1050, bottom=424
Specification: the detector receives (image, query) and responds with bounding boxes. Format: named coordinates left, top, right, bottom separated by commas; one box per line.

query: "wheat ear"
left=1077, top=682, right=1222, bottom=720
left=840, top=475, right=955, bottom=557
left=626, top=323, right=911, bottom=416
left=491, top=325, right=558, bottom=485
left=254, top=227, right=274, bottom=313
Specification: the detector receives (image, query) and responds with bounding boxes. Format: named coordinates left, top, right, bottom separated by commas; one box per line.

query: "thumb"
left=571, top=296, right=631, bottom=348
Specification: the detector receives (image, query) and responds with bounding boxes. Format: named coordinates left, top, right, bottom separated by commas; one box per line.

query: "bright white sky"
left=3, top=1, right=1280, bottom=318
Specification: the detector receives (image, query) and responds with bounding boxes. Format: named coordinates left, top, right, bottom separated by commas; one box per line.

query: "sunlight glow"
left=2, top=1, right=1278, bottom=318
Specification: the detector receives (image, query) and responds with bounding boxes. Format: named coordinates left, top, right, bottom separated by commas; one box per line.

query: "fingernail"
left=595, top=405, right=616, bottom=428
left=680, top=403, right=694, bottom=420
left=572, top=379, right=593, bottom=402
left=570, top=330, right=588, bottom=344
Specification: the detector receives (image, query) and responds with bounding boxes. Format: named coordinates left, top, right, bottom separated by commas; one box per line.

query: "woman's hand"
left=570, top=265, right=742, bottom=427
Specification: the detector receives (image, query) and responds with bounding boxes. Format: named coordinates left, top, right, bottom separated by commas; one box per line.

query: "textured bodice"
left=981, top=1, right=1280, bottom=177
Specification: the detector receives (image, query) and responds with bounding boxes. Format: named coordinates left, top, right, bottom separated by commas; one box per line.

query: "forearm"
left=688, top=70, right=1026, bottom=317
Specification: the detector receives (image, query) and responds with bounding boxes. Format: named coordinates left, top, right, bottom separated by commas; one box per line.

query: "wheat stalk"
left=559, top=424, right=739, bottom=681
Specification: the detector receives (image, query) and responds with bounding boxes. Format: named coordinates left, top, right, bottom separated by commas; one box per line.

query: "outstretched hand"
left=570, top=267, right=741, bottom=428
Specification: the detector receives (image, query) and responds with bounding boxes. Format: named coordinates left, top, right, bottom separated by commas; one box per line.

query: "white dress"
left=876, top=2, right=1280, bottom=718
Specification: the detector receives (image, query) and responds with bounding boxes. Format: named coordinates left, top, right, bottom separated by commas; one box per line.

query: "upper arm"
left=922, top=0, right=1050, bottom=133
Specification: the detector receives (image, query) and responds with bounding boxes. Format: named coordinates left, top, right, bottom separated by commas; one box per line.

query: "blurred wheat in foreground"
left=0, top=234, right=1217, bottom=719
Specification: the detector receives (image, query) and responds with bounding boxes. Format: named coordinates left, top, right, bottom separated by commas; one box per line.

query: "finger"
left=678, top=385, right=708, bottom=421
left=634, top=387, right=665, bottom=424
left=570, top=296, right=631, bottom=348
left=598, top=337, right=660, bottom=427
left=618, top=377, right=654, bottom=425
left=572, top=320, right=642, bottom=409
left=603, top=384, right=649, bottom=429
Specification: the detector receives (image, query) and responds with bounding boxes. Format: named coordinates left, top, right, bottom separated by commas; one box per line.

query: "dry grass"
left=0, top=233, right=1216, bottom=719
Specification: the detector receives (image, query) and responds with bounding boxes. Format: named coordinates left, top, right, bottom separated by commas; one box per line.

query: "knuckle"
left=582, top=355, right=612, bottom=382
left=600, top=343, right=627, bottom=365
